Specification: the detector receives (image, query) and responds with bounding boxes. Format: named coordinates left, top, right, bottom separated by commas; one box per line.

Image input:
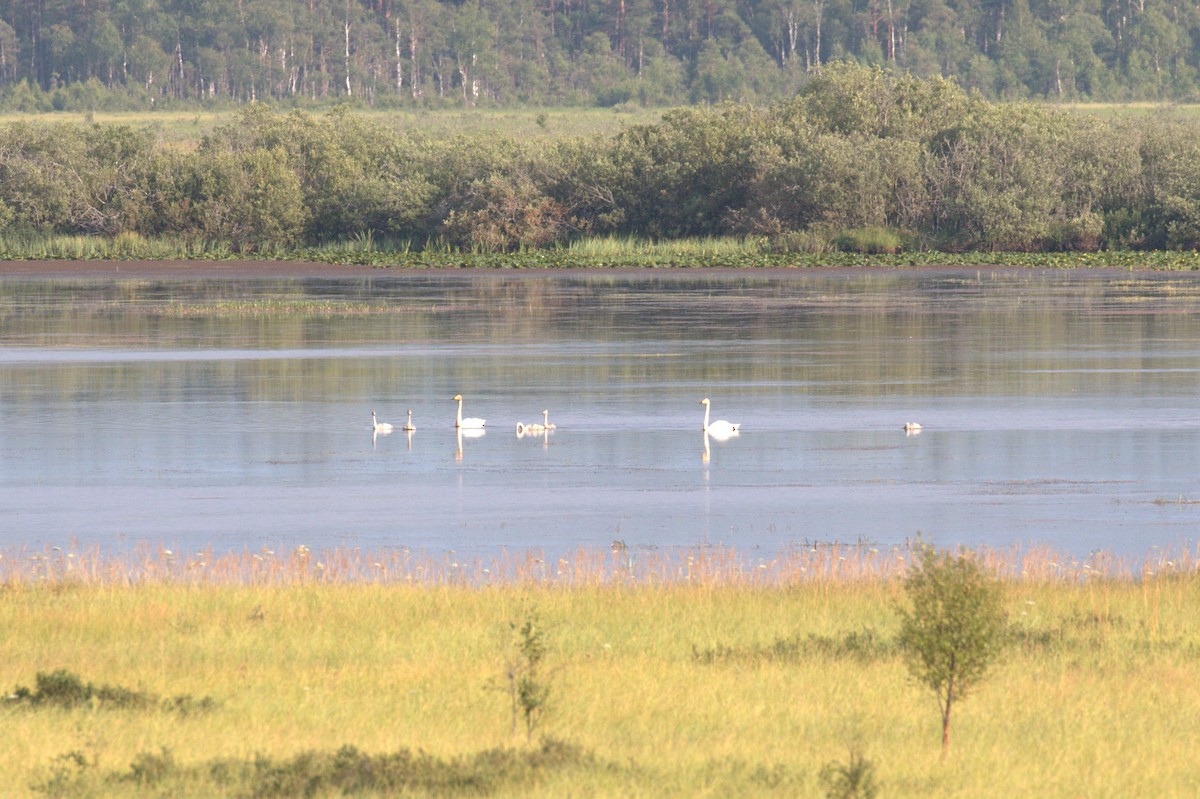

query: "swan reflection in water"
left=701, top=426, right=739, bottom=463
left=455, top=426, right=486, bottom=461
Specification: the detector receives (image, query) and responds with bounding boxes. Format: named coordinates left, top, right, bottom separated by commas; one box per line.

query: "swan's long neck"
left=543, top=410, right=549, bottom=425
left=702, top=402, right=710, bottom=430
left=456, top=397, right=463, bottom=427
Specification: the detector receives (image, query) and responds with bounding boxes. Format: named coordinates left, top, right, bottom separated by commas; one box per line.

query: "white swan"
left=700, top=398, right=740, bottom=436
left=517, top=410, right=554, bottom=437
left=904, top=422, right=922, bottom=433
left=453, top=394, right=486, bottom=429
left=402, top=409, right=416, bottom=432
left=516, top=422, right=544, bottom=436
left=372, top=411, right=394, bottom=434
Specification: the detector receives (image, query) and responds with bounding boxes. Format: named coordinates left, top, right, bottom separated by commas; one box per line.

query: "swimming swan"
left=700, top=398, right=740, bottom=436
left=372, top=411, right=394, bottom=433
left=517, top=410, right=555, bottom=437
left=904, top=422, right=922, bottom=433
left=402, top=409, right=416, bottom=432
left=453, top=394, right=486, bottom=429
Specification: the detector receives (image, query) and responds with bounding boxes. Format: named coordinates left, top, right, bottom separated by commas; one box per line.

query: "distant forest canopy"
left=3, top=65, right=1200, bottom=254
left=0, top=0, right=1196, bottom=110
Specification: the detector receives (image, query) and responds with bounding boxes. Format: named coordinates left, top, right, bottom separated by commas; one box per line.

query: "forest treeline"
left=2, top=65, right=1200, bottom=254
left=0, top=0, right=1197, bottom=111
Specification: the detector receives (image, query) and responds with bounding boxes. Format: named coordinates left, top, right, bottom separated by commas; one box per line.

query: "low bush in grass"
left=9, top=669, right=216, bottom=715
left=108, top=739, right=594, bottom=797
left=831, top=227, right=905, bottom=254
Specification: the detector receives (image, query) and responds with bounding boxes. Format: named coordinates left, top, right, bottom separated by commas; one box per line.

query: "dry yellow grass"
left=1, top=543, right=1199, bottom=797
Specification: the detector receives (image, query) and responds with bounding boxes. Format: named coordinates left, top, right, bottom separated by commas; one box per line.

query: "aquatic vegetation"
left=1, top=229, right=1199, bottom=270
left=0, top=539, right=1183, bottom=588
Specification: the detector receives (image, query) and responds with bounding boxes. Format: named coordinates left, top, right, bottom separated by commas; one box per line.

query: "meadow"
left=0, top=102, right=1184, bottom=143
left=3, top=543, right=1199, bottom=797
left=0, top=106, right=666, bottom=143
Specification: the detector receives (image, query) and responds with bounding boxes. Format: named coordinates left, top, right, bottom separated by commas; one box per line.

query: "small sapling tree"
left=820, top=746, right=879, bottom=799
left=496, top=611, right=553, bottom=742
left=896, top=543, right=1007, bottom=755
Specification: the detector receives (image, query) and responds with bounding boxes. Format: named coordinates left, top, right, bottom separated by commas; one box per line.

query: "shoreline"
left=0, top=258, right=1193, bottom=281
left=1, top=541, right=1185, bottom=587
left=0, top=259, right=393, bottom=280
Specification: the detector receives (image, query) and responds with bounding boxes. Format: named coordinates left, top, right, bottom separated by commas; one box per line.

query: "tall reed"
left=0, top=541, right=1179, bottom=589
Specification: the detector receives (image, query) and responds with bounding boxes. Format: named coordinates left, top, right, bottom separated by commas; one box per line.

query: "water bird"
left=371, top=411, right=394, bottom=434
left=700, top=398, right=740, bottom=437
left=402, top=409, right=416, bottom=432
left=904, top=422, right=923, bottom=433
left=453, top=394, right=486, bottom=429
left=517, top=410, right=555, bottom=437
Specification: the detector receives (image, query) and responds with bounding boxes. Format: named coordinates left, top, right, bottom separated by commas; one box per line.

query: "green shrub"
left=8, top=669, right=216, bottom=714
left=820, top=748, right=879, bottom=799
left=831, top=226, right=904, bottom=254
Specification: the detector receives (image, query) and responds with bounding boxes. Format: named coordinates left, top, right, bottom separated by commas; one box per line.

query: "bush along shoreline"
left=3, top=65, right=1200, bottom=261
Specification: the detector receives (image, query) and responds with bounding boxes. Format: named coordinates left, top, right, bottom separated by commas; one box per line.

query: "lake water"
left=2, top=266, right=1200, bottom=561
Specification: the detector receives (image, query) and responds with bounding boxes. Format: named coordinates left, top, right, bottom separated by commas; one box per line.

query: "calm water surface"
left=3, top=267, right=1200, bottom=560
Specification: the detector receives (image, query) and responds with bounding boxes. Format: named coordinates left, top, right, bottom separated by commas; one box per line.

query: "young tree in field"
left=896, top=543, right=1006, bottom=755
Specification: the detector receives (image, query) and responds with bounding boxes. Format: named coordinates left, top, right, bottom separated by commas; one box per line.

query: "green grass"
left=1, top=103, right=1194, bottom=141
left=564, top=235, right=771, bottom=260
left=3, top=231, right=1200, bottom=271
left=2, top=544, right=1199, bottom=797
left=1057, top=102, right=1200, bottom=119
left=0, top=106, right=666, bottom=143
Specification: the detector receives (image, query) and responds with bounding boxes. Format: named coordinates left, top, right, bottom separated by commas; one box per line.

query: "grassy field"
left=0, top=106, right=666, bottom=142
left=0, top=102, right=1190, bottom=143
left=2, top=544, right=1199, bottom=797
left=1059, top=102, right=1200, bottom=119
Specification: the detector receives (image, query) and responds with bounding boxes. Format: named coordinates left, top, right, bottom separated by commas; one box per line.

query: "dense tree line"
left=0, top=0, right=1196, bottom=110
left=1, top=65, right=1199, bottom=252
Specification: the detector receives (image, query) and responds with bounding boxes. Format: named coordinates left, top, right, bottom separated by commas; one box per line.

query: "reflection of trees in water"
left=5, top=271, right=1200, bottom=403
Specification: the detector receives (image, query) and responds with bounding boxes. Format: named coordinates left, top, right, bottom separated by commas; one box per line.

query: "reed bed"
left=562, top=235, right=771, bottom=260
left=6, top=231, right=1200, bottom=270
left=0, top=540, right=1188, bottom=589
